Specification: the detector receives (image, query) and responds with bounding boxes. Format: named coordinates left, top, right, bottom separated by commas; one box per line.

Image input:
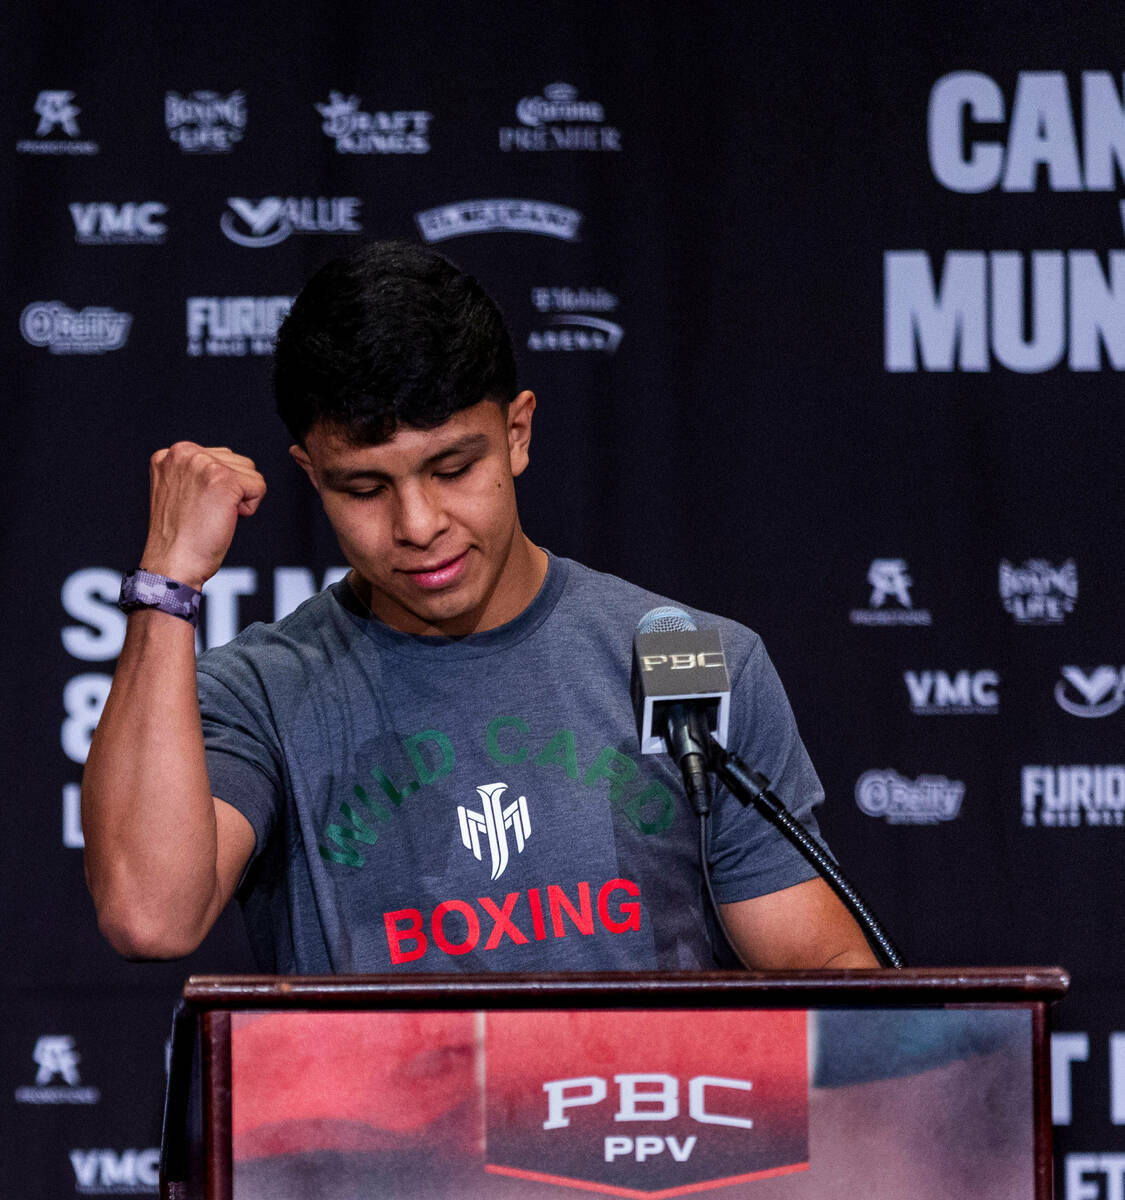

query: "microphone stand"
left=706, top=734, right=904, bottom=969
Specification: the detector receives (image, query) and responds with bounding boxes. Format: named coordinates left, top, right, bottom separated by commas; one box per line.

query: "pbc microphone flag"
left=631, top=608, right=732, bottom=755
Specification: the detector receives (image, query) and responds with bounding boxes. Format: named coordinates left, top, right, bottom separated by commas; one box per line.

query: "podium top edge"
left=181, top=967, right=1070, bottom=1009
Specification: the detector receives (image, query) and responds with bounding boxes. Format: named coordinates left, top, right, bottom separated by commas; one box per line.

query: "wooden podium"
left=162, top=967, right=1067, bottom=1200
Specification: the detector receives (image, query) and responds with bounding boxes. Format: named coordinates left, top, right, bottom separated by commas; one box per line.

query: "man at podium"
left=81, top=240, right=878, bottom=974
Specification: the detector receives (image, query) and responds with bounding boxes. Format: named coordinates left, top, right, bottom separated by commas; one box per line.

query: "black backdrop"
left=4, top=3, right=1124, bottom=1196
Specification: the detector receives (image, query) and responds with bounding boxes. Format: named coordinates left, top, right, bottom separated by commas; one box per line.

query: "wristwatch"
left=118, top=568, right=202, bottom=628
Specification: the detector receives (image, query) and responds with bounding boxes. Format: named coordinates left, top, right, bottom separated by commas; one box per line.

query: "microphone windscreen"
left=636, top=606, right=697, bottom=635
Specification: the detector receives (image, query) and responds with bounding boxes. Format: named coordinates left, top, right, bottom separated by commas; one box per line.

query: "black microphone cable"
left=656, top=700, right=754, bottom=969
left=707, top=736, right=904, bottom=969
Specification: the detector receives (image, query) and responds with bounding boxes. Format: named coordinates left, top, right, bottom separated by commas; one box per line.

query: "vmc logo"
left=70, top=202, right=167, bottom=245
left=69, top=1148, right=159, bottom=1195
left=905, top=670, right=999, bottom=714
left=1055, top=667, right=1125, bottom=718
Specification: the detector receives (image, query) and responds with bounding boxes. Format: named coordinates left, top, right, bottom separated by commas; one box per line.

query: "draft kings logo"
left=484, top=1009, right=809, bottom=1196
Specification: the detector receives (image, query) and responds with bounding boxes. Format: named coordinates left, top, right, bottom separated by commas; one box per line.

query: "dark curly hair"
left=274, top=240, right=518, bottom=445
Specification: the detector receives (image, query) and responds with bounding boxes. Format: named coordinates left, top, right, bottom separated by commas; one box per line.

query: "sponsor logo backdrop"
left=3, top=2, right=1123, bottom=1196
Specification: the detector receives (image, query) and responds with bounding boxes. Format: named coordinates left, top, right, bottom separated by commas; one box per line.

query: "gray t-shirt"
left=198, top=554, right=826, bottom=973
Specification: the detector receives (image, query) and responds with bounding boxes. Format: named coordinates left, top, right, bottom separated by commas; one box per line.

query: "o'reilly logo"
left=856, top=770, right=964, bottom=824
left=70, top=202, right=166, bottom=245
left=20, top=302, right=131, bottom=354
left=905, top=670, right=998, bottom=714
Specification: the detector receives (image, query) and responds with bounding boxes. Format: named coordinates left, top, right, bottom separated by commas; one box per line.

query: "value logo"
left=1055, top=666, right=1125, bottom=718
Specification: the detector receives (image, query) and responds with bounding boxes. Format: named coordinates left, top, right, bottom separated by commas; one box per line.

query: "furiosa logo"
left=458, top=781, right=530, bottom=880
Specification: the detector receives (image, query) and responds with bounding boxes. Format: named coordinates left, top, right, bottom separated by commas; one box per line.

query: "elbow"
left=92, top=890, right=209, bottom=961
left=84, top=847, right=220, bottom=960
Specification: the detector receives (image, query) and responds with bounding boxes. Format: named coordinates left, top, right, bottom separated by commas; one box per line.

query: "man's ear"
left=507, top=390, right=536, bottom=477
left=289, top=444, right=318, bottom=489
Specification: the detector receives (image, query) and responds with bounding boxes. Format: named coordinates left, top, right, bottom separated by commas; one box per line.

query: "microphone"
left=631, top=607, right=731, bottom=814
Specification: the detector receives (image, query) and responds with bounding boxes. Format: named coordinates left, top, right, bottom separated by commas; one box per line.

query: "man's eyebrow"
left=321, top=433, right=491, bottom=486
left=421, top=433, right=490, bottom=466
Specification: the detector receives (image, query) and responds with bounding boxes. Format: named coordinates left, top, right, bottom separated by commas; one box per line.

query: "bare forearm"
left=83, top=443, right=266, bottom=958
left=82, top=609, right=223, bottom=957
left=720, top=878, right=884, bottom=970
left=817, top=946, right=881, bottom=969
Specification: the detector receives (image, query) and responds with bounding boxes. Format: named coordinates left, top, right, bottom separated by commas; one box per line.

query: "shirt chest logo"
left=458, top=782, right=531, bottom=880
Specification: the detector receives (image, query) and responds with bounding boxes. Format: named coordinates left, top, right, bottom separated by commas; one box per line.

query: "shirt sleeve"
left=706, top=630, right=828, bottom=902
left=197, top=660, right=284, bottom=862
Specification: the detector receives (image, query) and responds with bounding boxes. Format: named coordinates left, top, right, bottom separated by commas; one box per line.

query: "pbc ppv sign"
left=484, top=1010, right=808, bottom=1196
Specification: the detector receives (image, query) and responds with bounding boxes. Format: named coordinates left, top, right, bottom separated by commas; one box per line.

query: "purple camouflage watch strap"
left=118, top=568, right=202, bottom=628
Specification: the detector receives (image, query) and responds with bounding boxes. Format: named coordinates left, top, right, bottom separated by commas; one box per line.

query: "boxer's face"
left=292, top=392, right=543, bottom=636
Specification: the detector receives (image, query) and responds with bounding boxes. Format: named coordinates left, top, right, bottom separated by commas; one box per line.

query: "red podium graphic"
left=162, top=970, right=1064, bottom=1200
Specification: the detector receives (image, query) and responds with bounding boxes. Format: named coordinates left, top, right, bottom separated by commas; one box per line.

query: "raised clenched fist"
left=141, top=443, right=267, bottom=590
